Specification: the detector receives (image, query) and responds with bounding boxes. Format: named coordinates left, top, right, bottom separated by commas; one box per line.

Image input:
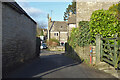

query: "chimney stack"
left=69, top=12, right=72, bottom=17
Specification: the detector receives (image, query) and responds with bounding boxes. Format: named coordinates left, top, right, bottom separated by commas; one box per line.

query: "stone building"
left=48, top=19, right=68, bottom=46
left=68, top=12, right=76, bottom=37
left=2, top=2, right=37, bottom=76
left=76, top=0, right=119, bottom=27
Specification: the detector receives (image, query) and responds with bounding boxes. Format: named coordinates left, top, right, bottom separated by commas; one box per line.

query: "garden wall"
left=65, top=43, right=96, bottom=64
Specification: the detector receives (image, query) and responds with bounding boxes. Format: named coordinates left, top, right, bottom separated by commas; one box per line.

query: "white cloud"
left=16, top=2, right=45, bottom=19
left=24, top=7, right=43, bottom=18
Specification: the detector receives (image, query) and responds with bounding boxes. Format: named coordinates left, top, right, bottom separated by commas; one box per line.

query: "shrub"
left=109, top=3, right=120, bottom=20
left=68, top=21, right=90, bottom=48
left=50, top=38, right=60, bottom=44
left=68, top=28, right=79, bottom=48
left=47, top=38, right=60, bottom=47
left=89, top=9, right=120, bottom=45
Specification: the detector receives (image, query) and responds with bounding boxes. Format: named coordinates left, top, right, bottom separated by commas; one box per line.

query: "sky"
left=15, top=1, right=72, bottom=28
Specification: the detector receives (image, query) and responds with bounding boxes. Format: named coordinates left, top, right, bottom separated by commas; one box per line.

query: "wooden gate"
left=100, top=35, right=120, bottom=69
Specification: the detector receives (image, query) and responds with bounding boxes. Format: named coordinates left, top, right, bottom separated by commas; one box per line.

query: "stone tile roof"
left=50, top=21, right=67, bottom=32
left=68, top=14, right=76, bottom=24
left=3, top=2, right=36, bottom=24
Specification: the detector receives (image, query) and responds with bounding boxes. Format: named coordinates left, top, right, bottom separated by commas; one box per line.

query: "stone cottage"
left=67, top=12, right=76, bottom=37
left=2, top=2, right=37, bottom=76
left=48, top=18, right=68, bottom=46
left=76, top=0, right=119, bottom=27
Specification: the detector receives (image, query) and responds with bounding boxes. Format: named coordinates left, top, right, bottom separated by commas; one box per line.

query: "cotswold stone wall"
left=76, top=1, right=118, bottom=27
left=2, top=3, right=36, bottom=75
left=65, top=43, right=96, bottom=64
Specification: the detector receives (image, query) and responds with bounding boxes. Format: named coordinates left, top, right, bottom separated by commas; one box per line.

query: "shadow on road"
left=7, top=52, right=82, bottom=78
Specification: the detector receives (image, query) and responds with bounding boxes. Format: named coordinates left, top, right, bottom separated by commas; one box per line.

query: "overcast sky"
left=15, top=0, right=72, bottom=28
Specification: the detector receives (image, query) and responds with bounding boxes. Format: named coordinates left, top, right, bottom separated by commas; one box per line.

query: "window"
left=54, top=33, right=56, bottom=36
left=61, top=26, right=62, bottom=28
left=54, top=33, right=58, bottom=36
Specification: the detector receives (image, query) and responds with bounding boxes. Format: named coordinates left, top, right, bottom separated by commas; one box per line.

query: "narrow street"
left=7, top=50, right=116, bottom=78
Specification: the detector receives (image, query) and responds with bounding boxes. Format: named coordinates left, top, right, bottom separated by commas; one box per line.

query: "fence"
left=100, top=35, right=120, bottom=69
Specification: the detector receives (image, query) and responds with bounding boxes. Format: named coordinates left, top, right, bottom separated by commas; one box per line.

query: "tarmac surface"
left=7, top=50, right=117, bottom=79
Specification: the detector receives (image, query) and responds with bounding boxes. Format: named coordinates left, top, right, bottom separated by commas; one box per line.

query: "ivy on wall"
left=68, top=21, right=90, bottom=48
left=78, top=21, right=90, bottom=46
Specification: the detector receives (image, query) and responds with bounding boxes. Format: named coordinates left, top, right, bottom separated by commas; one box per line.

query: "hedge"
left=89, top=9, right=120, bottom=45
left=68, top=21, right=90, bottom=48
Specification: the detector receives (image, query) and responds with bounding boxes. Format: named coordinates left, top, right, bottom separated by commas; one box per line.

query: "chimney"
left=49, top=17, right=52, bottom=22
left=69, top=12, right=72, bottom=17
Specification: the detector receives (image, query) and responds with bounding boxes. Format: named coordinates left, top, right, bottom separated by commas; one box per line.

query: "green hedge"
left=68, top=21, right=90, bottom=48
left=68, top=28, right=79, bottom=48
left=89, top=9, right=120, bottom=45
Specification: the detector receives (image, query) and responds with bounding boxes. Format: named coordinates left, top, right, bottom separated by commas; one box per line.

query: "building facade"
left=48, top=19, right=68, bottom=46
left=68, top=12, right=76, bottom=37
left=76, top=0, right=118, bottom=27
left=2, top=2, right=37, bottom=76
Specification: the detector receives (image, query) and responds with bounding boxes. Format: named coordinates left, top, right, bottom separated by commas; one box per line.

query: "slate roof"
left=68, top=14, right=76, bottom=24
left=50, top=21, right=67, bottom=32
left=3, top=2, right=36, bottom=24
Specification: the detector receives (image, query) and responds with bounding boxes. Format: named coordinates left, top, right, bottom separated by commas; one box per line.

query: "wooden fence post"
left=96, top=34, right=101, bottom=64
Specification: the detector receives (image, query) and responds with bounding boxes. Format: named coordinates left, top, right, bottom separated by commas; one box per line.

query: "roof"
left=50, top=21, right=67, bottom=32
left=68, top=14, right=76, bottom=24
left=3, top=2, right=37, bottom=24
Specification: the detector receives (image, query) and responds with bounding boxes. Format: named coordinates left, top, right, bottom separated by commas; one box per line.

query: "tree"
left=36, top=22, right=47, bottom=37
left=109, top=2, right=120, bottom=20
left=40, top=29, right=44, bottom=36
left=63, top=2, right=76, bottom=21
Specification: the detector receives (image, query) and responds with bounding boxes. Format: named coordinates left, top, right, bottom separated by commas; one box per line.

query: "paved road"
left=7, top=50, right=116, bottom=78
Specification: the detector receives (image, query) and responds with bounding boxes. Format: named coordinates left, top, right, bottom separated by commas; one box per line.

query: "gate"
left=100, top=35, right=120, bottom=69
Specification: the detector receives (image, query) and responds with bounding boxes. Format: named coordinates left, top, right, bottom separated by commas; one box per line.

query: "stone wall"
left=68, top=24, right=76, bottom=37
left=60, top=32, right=68, bottom=43
left=65, top=43, right=96, bottom=64
left=50, top=32, right=59, bottom=40
left=49, top=46, right=65, bottom=51
left=76, top=1, right=118, bottom=27
left=2, top=3, right=36, bottom=76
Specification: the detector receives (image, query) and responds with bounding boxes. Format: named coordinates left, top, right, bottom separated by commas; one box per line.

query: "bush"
left=47, top=38, right=60, bottom=47
left=109, top=3, right=120, bottom=20
left=50, top=38, right=60, bottom=44
left=89, top=9, right=120, bottom=45
left=68, top=21, right=90, bottom=48
left=68, top=28, right=79, bottom=48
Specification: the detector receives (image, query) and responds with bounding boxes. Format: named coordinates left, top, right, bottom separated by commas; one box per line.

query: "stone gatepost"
left=96, top=34, right=101, bottom=64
